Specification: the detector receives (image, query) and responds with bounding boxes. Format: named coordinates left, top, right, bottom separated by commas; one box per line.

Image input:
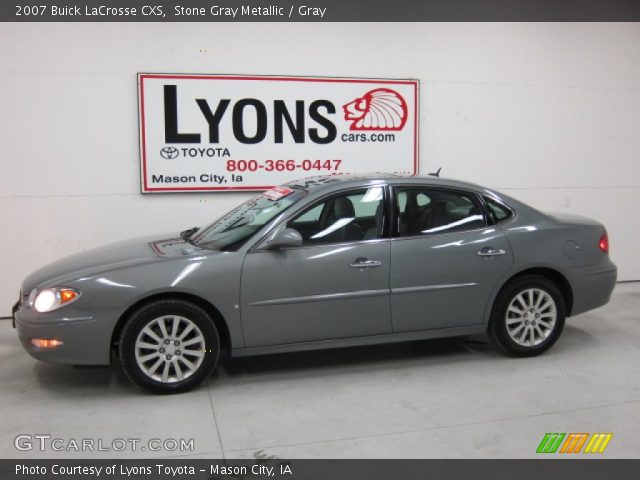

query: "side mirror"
left=262, top=228, right=303, bottom=250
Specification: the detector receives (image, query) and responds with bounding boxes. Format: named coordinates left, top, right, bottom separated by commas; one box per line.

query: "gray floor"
left=1, top=283, right=638, bottom=459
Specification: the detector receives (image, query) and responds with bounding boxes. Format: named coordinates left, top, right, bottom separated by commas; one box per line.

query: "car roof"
left=284, top=173, right=487, bottom=194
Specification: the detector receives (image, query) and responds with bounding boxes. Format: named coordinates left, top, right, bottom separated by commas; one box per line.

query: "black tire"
left=119, top=299, right=220, bottom=394
left=488, top=275, right=566, bottom=357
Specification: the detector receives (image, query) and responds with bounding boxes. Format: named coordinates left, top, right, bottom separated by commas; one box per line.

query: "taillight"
left=599, top=231, right=609, bottom=253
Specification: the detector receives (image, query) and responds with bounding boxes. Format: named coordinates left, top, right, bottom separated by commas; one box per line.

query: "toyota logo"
left=160, top=147, right=179, bottom=159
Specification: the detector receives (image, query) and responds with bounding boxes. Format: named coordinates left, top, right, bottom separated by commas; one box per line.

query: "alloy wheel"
left=134, top=315, right=206, bottom=383
left=505, top=288, right=557, bottom=347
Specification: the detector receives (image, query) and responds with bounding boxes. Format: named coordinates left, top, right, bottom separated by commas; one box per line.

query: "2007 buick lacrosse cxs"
left=12, top=175, right=617, bottom=393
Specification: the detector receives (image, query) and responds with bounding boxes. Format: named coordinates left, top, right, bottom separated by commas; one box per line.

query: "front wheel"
left=119, top=299, right=220, bottom=393
left=488, top=275, right=566, bottom=357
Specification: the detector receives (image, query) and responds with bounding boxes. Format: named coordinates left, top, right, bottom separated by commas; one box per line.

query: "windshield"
left=191, top=187, right=306, bottom=251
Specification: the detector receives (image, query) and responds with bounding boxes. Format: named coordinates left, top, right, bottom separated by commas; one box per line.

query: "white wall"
left=1, top=23, right=639, bottom=314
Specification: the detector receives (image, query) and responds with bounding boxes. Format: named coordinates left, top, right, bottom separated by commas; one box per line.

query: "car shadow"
left=21, top=322, right=597, bottom=394
left=554, top=322, right=600, bottom=352
left=23, top=335, right=491, bottom=395
left=219, top=335, right=498, bottom=380
left=218, top=321, right=600, bottom=381
left=31, top=361, right=137, bottom=395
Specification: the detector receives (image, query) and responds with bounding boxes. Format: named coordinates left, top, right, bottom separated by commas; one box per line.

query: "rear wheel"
left=119, top=299, right=220, bottom=393
left=488, top=275, right=566, bottom=357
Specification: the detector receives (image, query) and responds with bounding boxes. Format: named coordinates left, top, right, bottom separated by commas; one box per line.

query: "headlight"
left=31, top=288, right=82, bottom=313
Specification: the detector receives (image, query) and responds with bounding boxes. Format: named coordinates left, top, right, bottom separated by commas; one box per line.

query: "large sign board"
left=138, top=74, right=419, bottom=192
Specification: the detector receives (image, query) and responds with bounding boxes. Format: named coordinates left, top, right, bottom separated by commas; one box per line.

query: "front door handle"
left=477, top=247, right=506, bottom=257
left=349, top=258, right=382, bottom=268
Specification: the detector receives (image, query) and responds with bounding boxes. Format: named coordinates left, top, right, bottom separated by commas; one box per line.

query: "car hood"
left=22, top=233, right=208, bottom=293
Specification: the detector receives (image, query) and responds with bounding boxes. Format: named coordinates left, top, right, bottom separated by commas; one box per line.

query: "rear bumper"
left=568, top=262, right=617, bottom=317
left=14, top=309, right=111, bottom=366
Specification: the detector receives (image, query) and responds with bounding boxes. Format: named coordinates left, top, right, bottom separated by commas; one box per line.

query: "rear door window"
left=394, top=187, right=486, bottom=236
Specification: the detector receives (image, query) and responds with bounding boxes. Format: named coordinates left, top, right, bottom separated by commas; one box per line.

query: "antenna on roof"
left=428, top=167, right=442, bottom=177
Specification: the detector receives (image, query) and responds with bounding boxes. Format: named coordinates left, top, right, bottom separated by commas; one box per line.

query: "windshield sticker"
left=149, top=238, right=187, bottom=256
left=262, top=186, right=294, bottom=201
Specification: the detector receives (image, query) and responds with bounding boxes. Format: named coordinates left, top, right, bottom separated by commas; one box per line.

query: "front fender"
left=17, top=251, right=245, bottom=365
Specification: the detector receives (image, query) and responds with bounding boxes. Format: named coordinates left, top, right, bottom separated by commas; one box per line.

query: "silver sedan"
left=12, top=175, right=617, bottom=393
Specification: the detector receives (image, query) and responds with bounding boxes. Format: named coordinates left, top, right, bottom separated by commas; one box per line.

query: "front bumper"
left=14, top=306, right=110, bottom=366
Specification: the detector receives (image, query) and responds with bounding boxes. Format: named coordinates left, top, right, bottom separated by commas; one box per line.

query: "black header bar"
left=3, top=0, right=640, bottom=22
left=3, top=459, right=640, bottom=480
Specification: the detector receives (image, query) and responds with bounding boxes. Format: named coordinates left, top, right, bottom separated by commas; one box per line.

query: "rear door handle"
left=477, top=247, right=506, bottom=257
left=349, top=258, right=382, bottom=268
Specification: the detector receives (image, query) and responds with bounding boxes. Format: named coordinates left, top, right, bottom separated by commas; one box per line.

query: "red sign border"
left=138, top=73, right=420, bottom=193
